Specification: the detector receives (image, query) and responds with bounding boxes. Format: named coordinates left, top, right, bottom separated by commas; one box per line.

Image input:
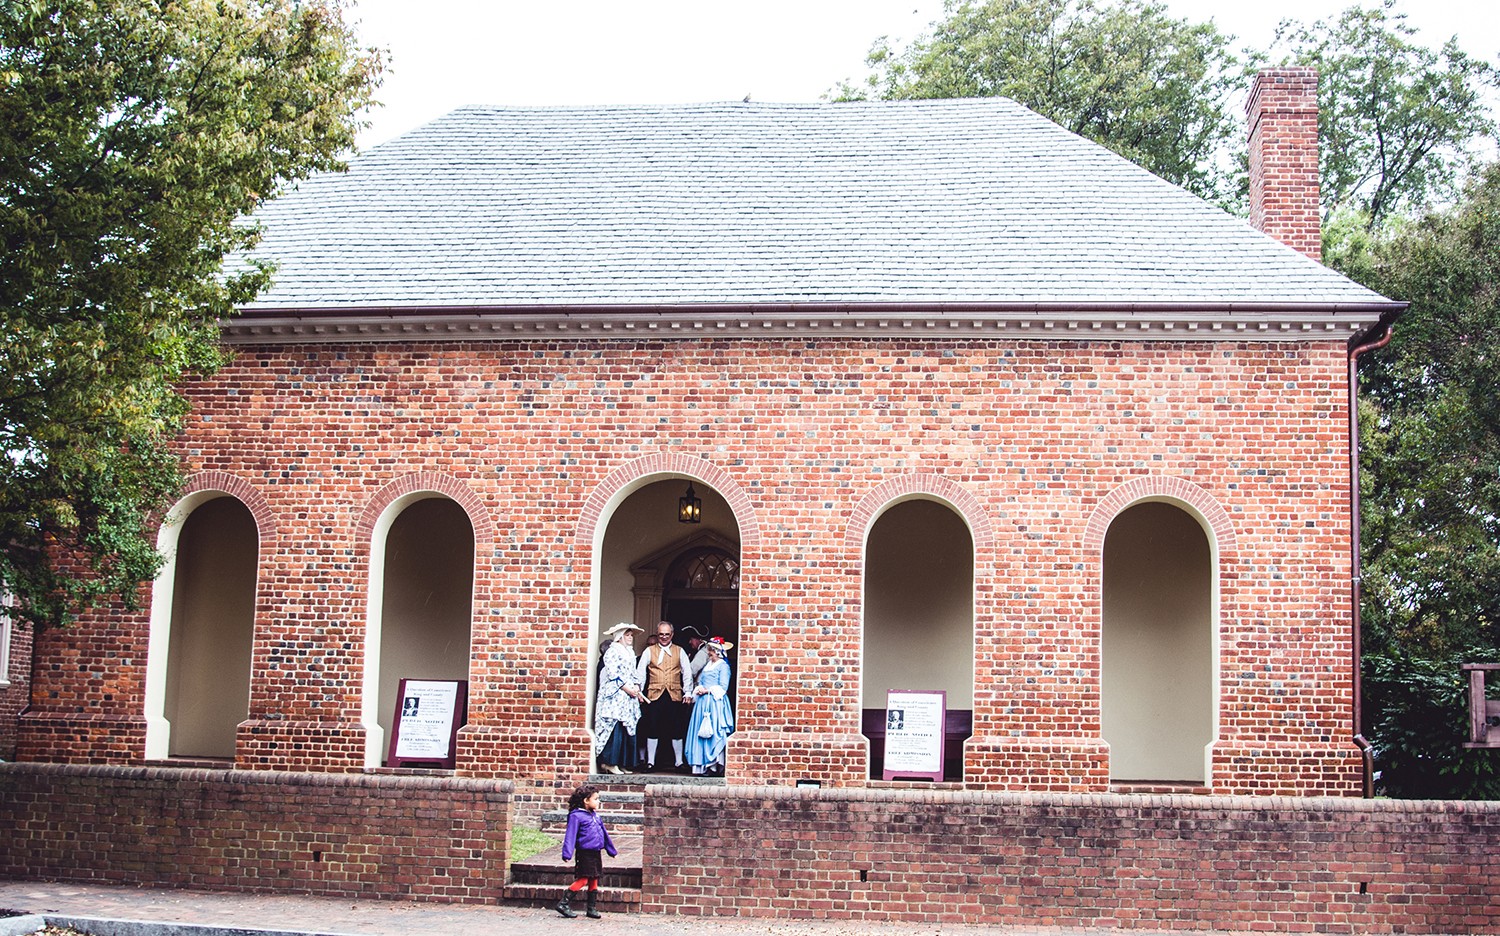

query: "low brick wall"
left=643, top=786, right=1500, bottom=933
left=0, top=763, right=512, bottom=902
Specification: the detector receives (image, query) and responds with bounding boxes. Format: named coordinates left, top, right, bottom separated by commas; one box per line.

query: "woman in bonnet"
left=593, top=621, right=643, bottom=774
left=685, top=636, right=735, bottom=776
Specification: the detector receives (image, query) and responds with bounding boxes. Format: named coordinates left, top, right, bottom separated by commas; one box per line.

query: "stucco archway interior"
left=862, top=499, right=974, bottom=780
left=375, top=497, right=475, bottom=757
left=595, top=479, right=741, bottom=760
left=1101, top=501, right=1214, bottom=783
left=599, top=479, right=739, bottom=656
left=164, top=496, right=257, bottom=758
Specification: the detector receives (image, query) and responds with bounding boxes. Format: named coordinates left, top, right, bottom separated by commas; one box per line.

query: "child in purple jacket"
left=555, top=784, right=616, bottom=919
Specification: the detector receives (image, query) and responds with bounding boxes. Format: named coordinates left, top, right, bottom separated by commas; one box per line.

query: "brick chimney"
left=1246, top=68, right=1321, bottom=260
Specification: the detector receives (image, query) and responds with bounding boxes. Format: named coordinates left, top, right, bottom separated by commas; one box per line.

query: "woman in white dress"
left=593, top=622, right=643, bottom=774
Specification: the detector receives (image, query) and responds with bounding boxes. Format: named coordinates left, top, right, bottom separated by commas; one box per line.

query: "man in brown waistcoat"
left=633, top=620, right=694, bottom=771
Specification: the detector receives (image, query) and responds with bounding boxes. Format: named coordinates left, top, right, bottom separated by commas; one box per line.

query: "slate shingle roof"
left=238, top=98, right=1391, bottom=312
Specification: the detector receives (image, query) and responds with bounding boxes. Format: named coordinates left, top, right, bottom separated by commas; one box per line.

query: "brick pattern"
left=19, top=337, right=1361, bottom=803
left=0, top=616, right=32, bottom=760
left=0, top=762, right=512, bottom=902
left=645, top=786, right=1500, bottom=933
left=237, top=719, right=365, bottom=772
left=1248, top=68, right=1322, bottom=260
left=15, top=712, right=145, bottom=764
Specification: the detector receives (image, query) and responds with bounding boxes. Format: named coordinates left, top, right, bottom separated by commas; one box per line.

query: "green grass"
left=511, top=825, right=559, bottom=863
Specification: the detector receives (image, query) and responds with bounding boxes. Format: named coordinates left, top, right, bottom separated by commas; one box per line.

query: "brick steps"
left=537, top=772, right=724, bottom=832
left=539, top=789, right=643, bottom=835
left=501, top=883, right=642, bottom=914
left=142, top=757, right=233, bottom=771
left=509, top=775, right=725, bottom=913
left=506, top=831, right=644, bottom=913
left=1110, top=780, right=1212, bottom=796
left=509, top=851, right=642, bottom=890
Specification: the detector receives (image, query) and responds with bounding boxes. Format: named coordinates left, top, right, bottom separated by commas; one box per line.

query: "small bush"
left=1365, top=647, right=1500, bottom=799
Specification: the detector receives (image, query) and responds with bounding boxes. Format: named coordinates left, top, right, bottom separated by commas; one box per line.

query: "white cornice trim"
left=222, top=302, right=1403, bottom=345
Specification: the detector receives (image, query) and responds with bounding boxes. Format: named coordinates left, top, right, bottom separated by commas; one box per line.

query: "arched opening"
left=594, top=477, right=740, bottom=773
left=862, top=498, right=974, bottom=781
left=366, top=496, right=474, bottom=767
left=1101, top=501, right=1215, bottom=783
left=154, top=495, right=258, bottom=759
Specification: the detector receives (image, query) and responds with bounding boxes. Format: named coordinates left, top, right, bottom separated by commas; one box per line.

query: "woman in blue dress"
left=686, top=636, right=734, bottom=776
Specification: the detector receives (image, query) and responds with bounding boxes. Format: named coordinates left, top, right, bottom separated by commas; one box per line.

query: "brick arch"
left=173, top=470, right=279, bottom=540
left=575, top=453, right=761, bottom=554
left=845, top=474, right=994, bottom=554
left=355, top=472, right=496, bottom=548
left=1082, top=476, right=1236, bottom=556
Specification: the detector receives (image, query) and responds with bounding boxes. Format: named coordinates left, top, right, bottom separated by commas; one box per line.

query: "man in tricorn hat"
left=679, top=624, right=710, bottom=681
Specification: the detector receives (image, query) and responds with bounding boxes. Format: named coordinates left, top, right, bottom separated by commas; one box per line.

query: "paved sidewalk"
left=0, top=879, right=1201, bottom=936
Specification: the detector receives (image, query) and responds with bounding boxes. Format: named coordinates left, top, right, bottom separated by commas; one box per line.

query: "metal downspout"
left=1349, top=322, right=1396, bottom=798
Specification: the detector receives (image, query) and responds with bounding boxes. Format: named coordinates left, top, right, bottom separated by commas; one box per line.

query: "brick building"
left=15, top=70, right=1402, bottom=807
left=0, top=602, right=28, bottom=761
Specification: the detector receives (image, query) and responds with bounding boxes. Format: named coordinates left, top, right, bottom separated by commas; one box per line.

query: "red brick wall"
left=18, top=337, right=1362, bottom=800
left=0, top=762, right=511, bottom=901
left=0, top=615, right=32, bottom=760
left=645, top=786, right=1500, bottom=933
left=1248, top=68, right=1322, bottom=260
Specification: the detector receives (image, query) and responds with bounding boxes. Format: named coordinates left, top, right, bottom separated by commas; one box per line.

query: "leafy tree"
left=1269, top=0, right=1497, bottom=227
left=1334, top=163, right=1500, bottom=661
left=0, top=0, right=382, bottom=628
left=833, top=0, right=1242, bottom=203
left=1294, top=5, right=1500, bottom=797
left=1331, top=164, right=1500, bottom=796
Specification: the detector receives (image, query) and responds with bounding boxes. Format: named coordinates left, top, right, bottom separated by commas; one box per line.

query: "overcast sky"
left=348, top=0, right=1499, bottom=149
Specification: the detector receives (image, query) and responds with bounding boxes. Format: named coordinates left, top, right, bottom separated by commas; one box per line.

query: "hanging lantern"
left=678, top=483, right=702, bottom=524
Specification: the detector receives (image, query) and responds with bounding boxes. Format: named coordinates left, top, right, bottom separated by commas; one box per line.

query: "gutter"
left=1347, top=309, right=1403, bottom=797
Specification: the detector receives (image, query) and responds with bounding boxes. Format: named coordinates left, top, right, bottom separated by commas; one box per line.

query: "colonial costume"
left=593, top=622, right=642, bottom=774
left=686, top=637, right=734, bottom=776
left=634, top=621, right=694, bottom=770
left=680, top=624, right=709, bottom=679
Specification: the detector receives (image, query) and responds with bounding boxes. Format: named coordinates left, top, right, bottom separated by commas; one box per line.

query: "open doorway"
left=363, top=495, right=474, bottom=768
left=861, top=498, right=974, bottom=781
left=595, top=478, right=740, bottom=773
left=1101, top=501, right=1214, bottom=783
left=146, top=494, right=257, bottom=761
left=163, top=496, right=256, bottom=758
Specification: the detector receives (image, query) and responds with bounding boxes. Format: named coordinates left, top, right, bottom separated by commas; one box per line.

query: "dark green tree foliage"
left=1335, top=164, right=1500, bottom=661
left=1270, top=0, right=1496, bottom=227
left=1364, top=649, right=1500, bottom=799
left=834, top=0, right=1242, bottom=203
left=1331, top=165, right=1500, bottom=797
left=0, top=0, right=381, bottom=628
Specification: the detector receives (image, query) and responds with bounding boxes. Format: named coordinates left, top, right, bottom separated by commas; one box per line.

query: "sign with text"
left=387, top=678, right=468, bottom=769
left=883, top=689, right=946, bottom=782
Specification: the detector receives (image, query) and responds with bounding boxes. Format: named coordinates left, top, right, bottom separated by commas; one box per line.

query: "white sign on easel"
left=883, top=689, right=946, bottom=781
left=387, top=678, right=467, bottom=768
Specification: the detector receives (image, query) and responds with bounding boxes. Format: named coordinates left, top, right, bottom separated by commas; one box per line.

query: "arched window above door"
left=667, top=549, right=739, bottom=594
